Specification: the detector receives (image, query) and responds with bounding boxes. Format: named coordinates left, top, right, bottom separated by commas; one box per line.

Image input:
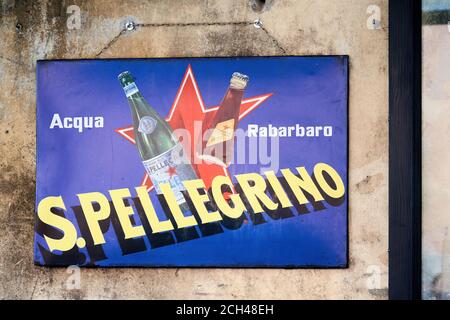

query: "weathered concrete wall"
left=422, top=24, right=450, bottom=299
left=0, top=0, right=388, bottom=299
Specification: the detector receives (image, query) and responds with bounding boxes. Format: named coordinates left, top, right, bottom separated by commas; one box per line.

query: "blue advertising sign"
left=35, top=56, right=348, bottom=267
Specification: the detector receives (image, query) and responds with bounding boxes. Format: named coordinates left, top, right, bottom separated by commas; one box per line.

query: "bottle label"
left=142, top=144, right=197, bottom=205
left=123, top=83, right=139, bottom=97
left=138, top=116, right=157, bottom=134
left=206, top=119, right=235, bottom=147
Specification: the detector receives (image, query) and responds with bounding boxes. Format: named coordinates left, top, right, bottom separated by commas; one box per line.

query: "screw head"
left=253, top=18, right=263, bottom=29
left=125, top=21, right=136, bottom=31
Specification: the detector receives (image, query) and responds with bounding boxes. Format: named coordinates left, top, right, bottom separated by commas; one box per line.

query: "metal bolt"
left=253, top=18, right=263, bottom=29
left=125, top=21, right=136, bottom=31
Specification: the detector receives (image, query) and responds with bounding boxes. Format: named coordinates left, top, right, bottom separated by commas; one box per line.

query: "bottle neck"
left=122, top=81, right=140, bottom=98
left=228, top=85, right=244, bottom=92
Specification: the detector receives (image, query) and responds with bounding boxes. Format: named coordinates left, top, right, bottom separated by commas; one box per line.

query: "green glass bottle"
left=118, top=71, right=198, bottom=212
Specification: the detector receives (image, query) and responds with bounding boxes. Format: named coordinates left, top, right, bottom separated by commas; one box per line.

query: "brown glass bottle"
left=198, top=72, right=249, bottom=167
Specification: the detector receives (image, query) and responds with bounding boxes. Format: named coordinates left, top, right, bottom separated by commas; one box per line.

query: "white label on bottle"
left=206, top=119, right=235, bottom=147
left=138, top=116, right=157, bottom=134
left=142, top=144, right=197, bottom=205
left=123, top=83, right=139, bottom=97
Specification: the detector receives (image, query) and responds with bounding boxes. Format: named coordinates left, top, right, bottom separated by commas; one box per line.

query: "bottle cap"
left=230, top=72, right=249, bottom=90
left=118, top=71, right=135, bottom=87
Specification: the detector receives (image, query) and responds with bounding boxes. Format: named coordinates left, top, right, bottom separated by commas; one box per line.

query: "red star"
left=115, top=65, right=272, bottom=192
left=166, top=166, right=177, bottom=177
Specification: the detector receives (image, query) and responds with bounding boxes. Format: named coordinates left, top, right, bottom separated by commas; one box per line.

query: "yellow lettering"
left=135, top=186, right=174, bottom=233
left=160, top=183, right=197, bottom=228
left=77, top=192, right=110, bottom=245
left=211, top=176, right=246, bottom=219
left=184, top=179, right=222, bottom=224
left=281, top=167, right=324, bottom=204
left=109, top=188, right=145, bottom=239
left=313, top=163, right=345, bottom=199
left=235, top=173, right=278, bottom=213
left=263, top=171, right=293, bottom=208
left=37, top=196, right=77, bottom=252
